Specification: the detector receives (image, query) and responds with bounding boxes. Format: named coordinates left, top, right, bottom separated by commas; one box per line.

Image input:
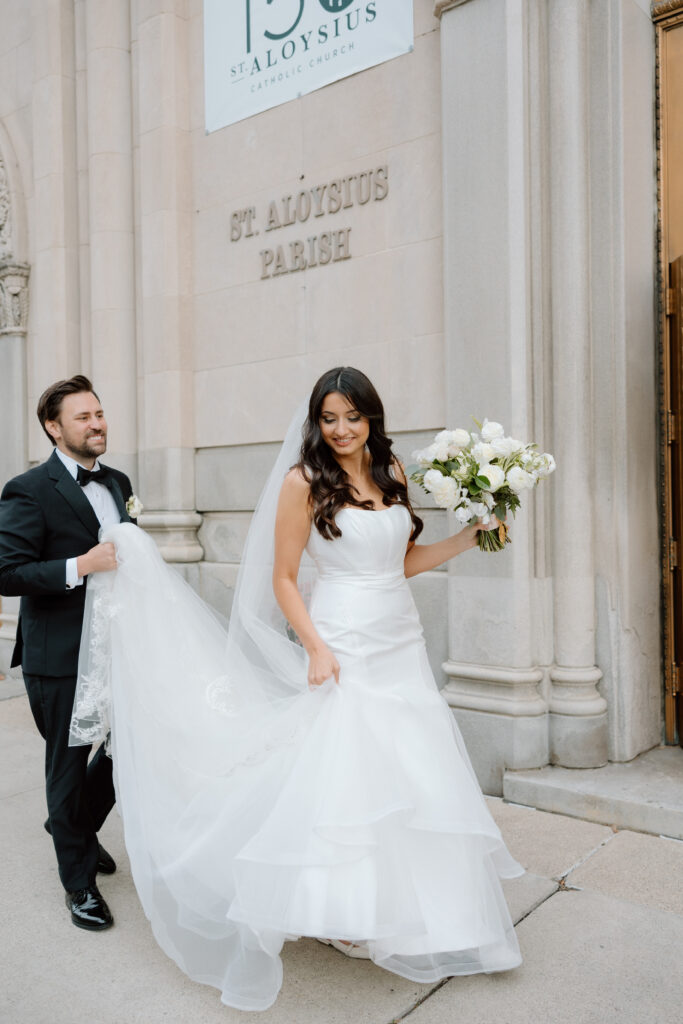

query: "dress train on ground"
left=71, top=511, right=522, bottom=1011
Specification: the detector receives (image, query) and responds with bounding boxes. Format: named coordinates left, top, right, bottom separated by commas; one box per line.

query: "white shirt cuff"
left=66, top=557, right=84, bottom=589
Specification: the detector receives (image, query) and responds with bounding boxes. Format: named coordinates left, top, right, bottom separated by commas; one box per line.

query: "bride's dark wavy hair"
left=295, top=366, right=423, bottom=542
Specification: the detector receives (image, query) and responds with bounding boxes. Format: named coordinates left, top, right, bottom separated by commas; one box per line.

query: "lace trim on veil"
left=69, top=572, right=117, bottom=753
left=69, top=400, right=317, bottom=776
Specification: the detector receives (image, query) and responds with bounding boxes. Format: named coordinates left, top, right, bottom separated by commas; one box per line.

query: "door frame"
left=654, top=0, right=683, bottom=743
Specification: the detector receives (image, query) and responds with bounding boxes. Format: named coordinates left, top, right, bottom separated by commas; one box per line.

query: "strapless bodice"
left=305, top=503, right=411, bottom=586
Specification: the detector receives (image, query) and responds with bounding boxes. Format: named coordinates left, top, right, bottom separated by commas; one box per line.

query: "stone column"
left=435, top=0, right=551, bottom=794
left=131, top=0, right=201, bottom=561
left=0, top=149, right=29, bottom=485
left=28, top=0, right=81, bottom=458
left=74, top=0, right=91, bottom=373
left=588, top=0, right=659, bottom=761
left=84, top=0, right=138, bottom=483
left=546, top=0, right=607, bottom=767
left=0, top=261, right=29, bottom=671
left=0, top=262, right=30, bottom=486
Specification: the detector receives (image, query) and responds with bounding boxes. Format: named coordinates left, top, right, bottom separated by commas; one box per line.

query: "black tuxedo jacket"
left=0, top=450, right=134, bottom=676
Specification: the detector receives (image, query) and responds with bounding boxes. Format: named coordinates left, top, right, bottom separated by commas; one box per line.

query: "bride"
left=70, top=366, right=523, bottom=1011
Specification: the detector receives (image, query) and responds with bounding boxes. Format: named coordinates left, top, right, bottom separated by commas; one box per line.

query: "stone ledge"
left=138, top=511, right=203, bottom=562
left=503, top=746, right=683, bottom=840
left=433, top=0, right=476, bottom=18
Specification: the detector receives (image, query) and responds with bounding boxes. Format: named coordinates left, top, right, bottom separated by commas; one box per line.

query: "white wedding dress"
left=71, top=494, right=522, bottom=1010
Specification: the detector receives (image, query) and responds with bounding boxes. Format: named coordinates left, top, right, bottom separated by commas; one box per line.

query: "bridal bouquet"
left=409, top=420, right=555, bottom=552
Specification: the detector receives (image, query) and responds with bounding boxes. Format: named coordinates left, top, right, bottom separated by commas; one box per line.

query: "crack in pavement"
left=382, top=879, right=572, bottom=1024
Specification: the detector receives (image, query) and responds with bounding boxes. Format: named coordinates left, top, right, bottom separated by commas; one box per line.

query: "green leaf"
left=474, top=475, right=490, bottom=489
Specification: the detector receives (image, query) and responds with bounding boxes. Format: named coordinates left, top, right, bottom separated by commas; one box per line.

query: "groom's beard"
left=64, top=431, right=107, bottom=461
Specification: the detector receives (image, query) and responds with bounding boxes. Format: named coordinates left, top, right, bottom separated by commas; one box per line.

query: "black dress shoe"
left=96, top=844, right=116, bottom=874
left=65, top=884, right=114, bottom=930
left=44, top=819, right=116, bottom=875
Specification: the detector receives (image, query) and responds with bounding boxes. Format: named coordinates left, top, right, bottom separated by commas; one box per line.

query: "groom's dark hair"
left=37, top=375, right=101, bottom=445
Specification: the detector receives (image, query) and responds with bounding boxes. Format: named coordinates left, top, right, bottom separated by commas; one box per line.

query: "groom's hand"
left=77, top=542, right=117, bottom=577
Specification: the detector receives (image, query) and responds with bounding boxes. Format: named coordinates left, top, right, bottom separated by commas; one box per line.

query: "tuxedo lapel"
left=47, top=451, right=101, bottom=542
left=105, top=473, right=132, bottom=523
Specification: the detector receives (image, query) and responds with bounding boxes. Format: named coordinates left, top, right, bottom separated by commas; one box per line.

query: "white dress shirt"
left=56, top=449, right=121, bottom=589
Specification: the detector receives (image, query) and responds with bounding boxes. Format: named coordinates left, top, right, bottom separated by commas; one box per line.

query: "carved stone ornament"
left=433, top=0, right=476, bottom=18
left=0, top=155, right=11, bottom=261
left=652, top=0, right=683, bottom=22
left=0, top=262, right=30, bottom=336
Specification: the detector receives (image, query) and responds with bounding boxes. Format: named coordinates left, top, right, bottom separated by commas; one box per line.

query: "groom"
left=0, top=375, right=135, bottom=931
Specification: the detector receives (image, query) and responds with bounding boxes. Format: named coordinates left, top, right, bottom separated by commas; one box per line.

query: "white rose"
left=481, top=419, right=505, bottom=441
left=477, top=463, right=505, bottom=492
left=454, top=505, right=471, bottom=523
left=431, top=476, right=459, bottom=509
left=540, top=453, right=556, bottom=475
left=417, top=442, right=442, bottom=464
left=470, top=501, right=489, bottom=518
left=434, top=428, right=471, bottom=456
left=490, top=436, right=523, bottom=458
left=472, top=442, right=495, bottom=463
left=412, top=447, right=431, bottom=468
left=126, top=494, right=144, bottom=518
left=507, top=466, right=534, bottom=492
left=423, top=469, right=445, bottom=493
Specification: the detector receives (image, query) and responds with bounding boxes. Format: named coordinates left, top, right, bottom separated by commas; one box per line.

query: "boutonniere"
left=126, top=494, right=144, bottom=518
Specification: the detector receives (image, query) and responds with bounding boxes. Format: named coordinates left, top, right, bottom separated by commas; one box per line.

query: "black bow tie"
left=76, top=465, right=109, bottom=488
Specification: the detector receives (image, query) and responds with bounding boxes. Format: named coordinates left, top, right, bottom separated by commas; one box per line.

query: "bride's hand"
left=307, top=645, right=341, bottom=688
left=458, top=517, right=502, bottom=552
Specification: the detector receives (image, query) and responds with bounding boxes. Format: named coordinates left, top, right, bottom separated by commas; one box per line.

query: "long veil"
left=69, top=400, right=330, bottom=1010
left=70, top=400, right=316, bottom=768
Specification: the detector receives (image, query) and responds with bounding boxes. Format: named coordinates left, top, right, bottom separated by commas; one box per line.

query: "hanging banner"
left=204, top=0, right=414, bottom=133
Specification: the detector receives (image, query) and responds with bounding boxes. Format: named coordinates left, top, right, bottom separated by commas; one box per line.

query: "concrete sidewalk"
left=2, top=689, right=682, bottom=1024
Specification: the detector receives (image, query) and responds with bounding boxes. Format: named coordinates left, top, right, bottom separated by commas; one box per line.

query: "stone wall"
left=0, top=0, right=664, bottom=793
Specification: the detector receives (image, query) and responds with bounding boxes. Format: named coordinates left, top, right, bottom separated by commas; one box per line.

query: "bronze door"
left=656, top=3, right=683, bottom=745
left=665, top=256, right=683, bottom=744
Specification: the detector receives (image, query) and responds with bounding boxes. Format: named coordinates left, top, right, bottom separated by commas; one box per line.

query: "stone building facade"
left=0, top=0, right=670, bottom=795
